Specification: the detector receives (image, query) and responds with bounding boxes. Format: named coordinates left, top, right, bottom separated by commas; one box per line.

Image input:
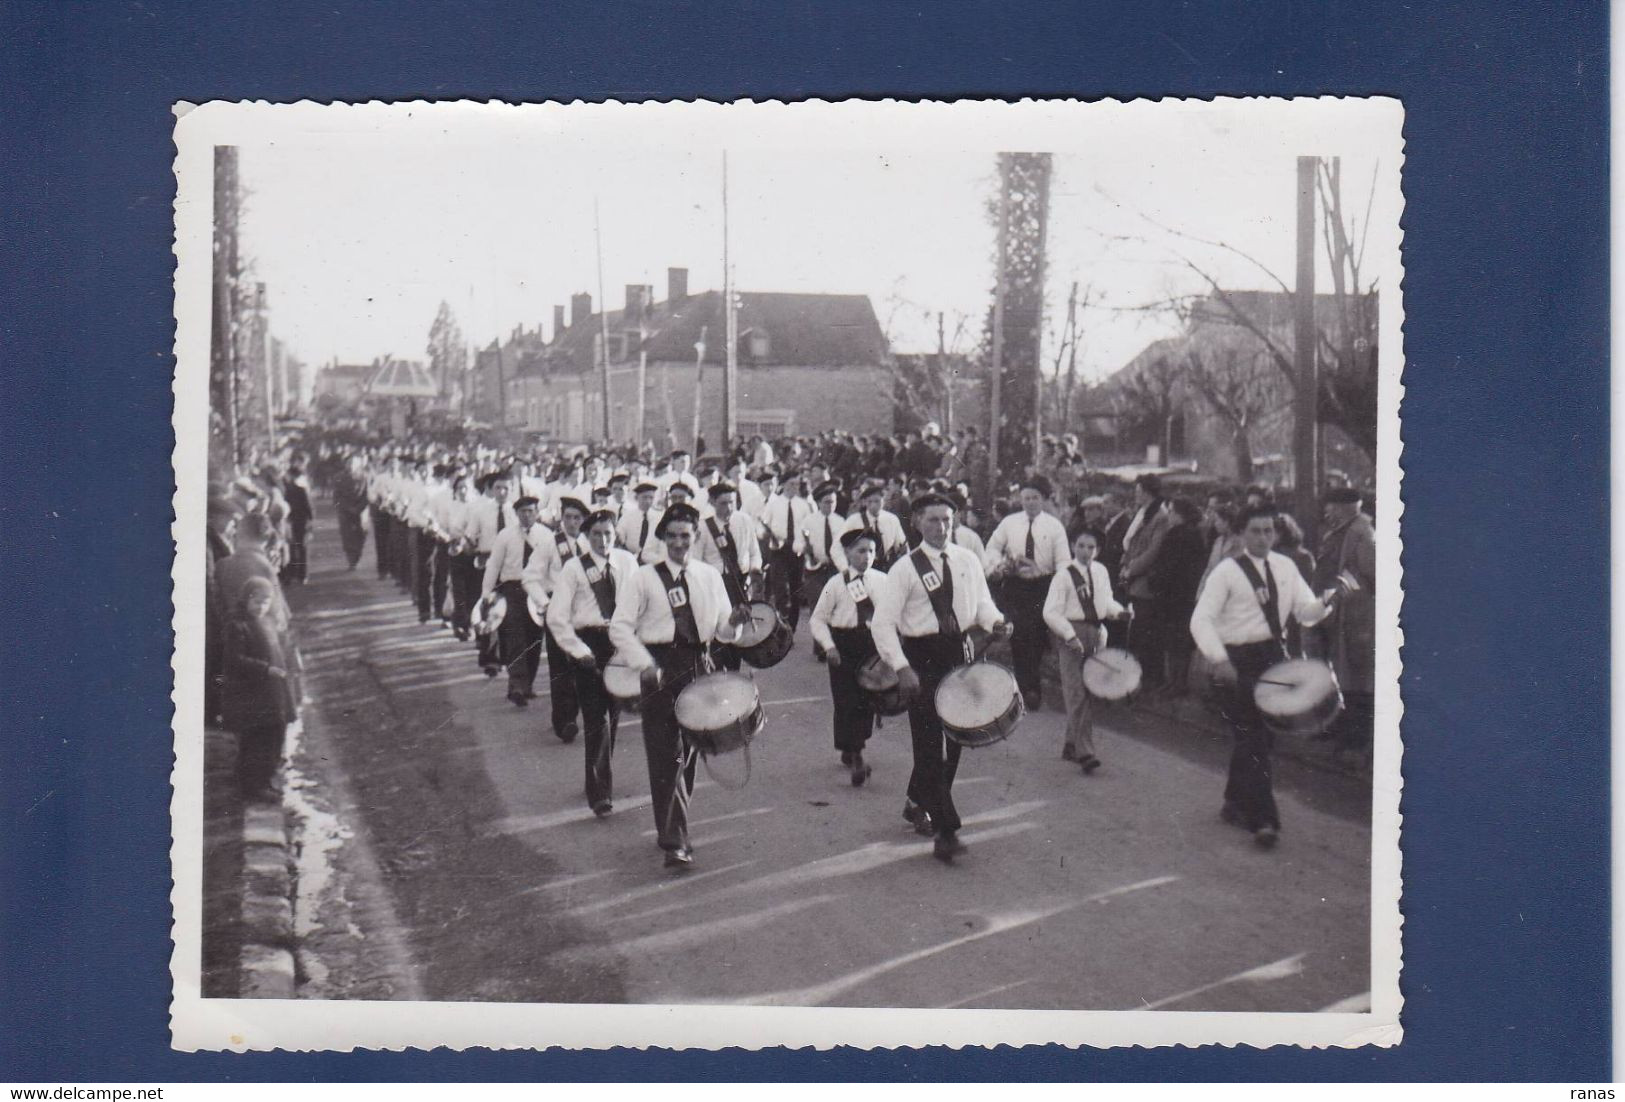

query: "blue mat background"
left=0, top=0, right=1609, bottom=1082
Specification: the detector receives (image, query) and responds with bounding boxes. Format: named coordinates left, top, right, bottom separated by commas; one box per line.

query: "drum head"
left=936, top=663, right=1018, bottom=730
left=855, top=657, right=899, bottom=692
left=1254, top=659, right=1337, bottom=718
left=732, top=602, right=780, bottom=649
left=475, top=595, right=507, bottom=635
left=675, top=672, right=761, bottom=730
left=1082, top=647, right=1142, bottom=701
left=602, top=662, right=643, bottom=701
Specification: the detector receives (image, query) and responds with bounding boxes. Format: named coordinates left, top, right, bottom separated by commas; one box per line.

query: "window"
left=737, top=410, right=793, bottom=438
left=747, top=329, right=770, bottom=360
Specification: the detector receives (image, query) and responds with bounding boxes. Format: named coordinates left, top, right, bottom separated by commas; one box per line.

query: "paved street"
left=286, top=504, right=1372, bottom=1012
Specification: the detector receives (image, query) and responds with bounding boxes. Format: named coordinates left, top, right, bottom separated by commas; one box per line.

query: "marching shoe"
left=1080, top=754, right=1102, bottom=774
left=591, top=800, right=613, bottom=819
left=663, top=845, right=694, bottom=868
left=1253, top=826, right=1279, bottom=849
left=557, top=722, right=579, bottom=744
left=483, top=665, right=500, bottom=679
left=1061, top=745, right=1079, bottom=762
left=840, top=751, right=853, bottom=767
left=507, top=690, right=529, bottom=708
left=932, top=832, right=968, bottom=863
left=1219, top=804, right=1246, bottom=829
left=902, top=800, right=934, bottom=836
left=850, top=756, right=872, bottom=787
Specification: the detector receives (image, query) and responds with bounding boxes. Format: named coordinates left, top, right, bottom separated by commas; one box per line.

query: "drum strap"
left=555, top=530, right=577, bottom=563
left=1067, top=563, right=1098, bottom=624
left=1233, top=554, right=1284, bottom=643
left=846, top=569, right=875, bottom=626
left=707, top=517, right=747, bottom=602
left=584, top=556, right=617, bottom=620
left=654, top=562, right=702, bottom=647
left=910, top=546, right=961, bottom=639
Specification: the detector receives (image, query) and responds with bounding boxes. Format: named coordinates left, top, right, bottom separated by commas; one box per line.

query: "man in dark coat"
left=1313, top=487, right=1378, bottom=755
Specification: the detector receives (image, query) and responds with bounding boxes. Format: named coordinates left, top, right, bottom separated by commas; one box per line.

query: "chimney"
left=667, top=267, right=688, bottom=304
left=625, top=283, right=646, bottom=325
left=553, top=304, right=565, bottom=339
left=571, top=292, right=593, bottom=327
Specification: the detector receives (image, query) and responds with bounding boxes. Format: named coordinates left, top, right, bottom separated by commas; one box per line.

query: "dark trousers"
left=431, top=543, right=450, bottom=621
left=902, top=634, right=966, bottom=835
left=574, top=627, right=620, bottom=807
left=411, top=530, right=435, bottom=620
left=449, top=554, right=479, bottom=634
left=641, top=643, right=706, bottom=850
left=495, top=581, right=541, bottom=694
left=371, top=508, right=391, bottom=577
left=766, top=546, right=801, bottom=631
left=236, top=721, right=288, bottom=795
left=829, top=626, right=876, bottom=754
left=1218, top=639, right=1288, bottom=831
left=544, top=627, right=581, bottom=734
left=392, top=519, right=412, bottom=589
left=1003, top=575, right=1051, bottom=703
left=1129, top=597, right=1166, bottom=689
left=338, top=507, right=367, bottom=568
left=803, top=565, right=835, bottom=655
left=283, top=523, right=308, bottom=584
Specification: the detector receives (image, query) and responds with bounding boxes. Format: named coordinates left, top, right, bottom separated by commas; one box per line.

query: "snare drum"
left=602, top=661, right=645, bottom=707
left=675, top=671, right=765, bottom=756
left=1082, top=646, right=1142, bottom=701
left=472, top=593, right=507, bottom=638
left=730, top=600, right=793, bottom=670
left=855, top=655, right=910, bottom=716
left=1254, top=659, right=1344, bottom=738
left=936, top=661, right=1025, bottom=748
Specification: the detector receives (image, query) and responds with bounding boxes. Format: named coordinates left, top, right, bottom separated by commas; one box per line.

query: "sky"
left=229, top=100, right=1403, bottom=391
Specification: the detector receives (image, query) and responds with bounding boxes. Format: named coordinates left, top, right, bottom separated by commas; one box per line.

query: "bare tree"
left=1113, top=352, right=1186, bottom=463
left=1183, top=342, right=1286, bottom=482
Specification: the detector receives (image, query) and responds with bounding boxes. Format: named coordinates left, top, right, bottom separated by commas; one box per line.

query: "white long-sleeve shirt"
left=758, top=492, right=813, bottom=550
left=545, top=548, right=640, bottom=661
left=1189, top=551, right=1332, bottom=663
left=616, top=506, right=665, bottom=563
left=464, top=496, right=519, bottom=554
left=808, top=567, right=891, bottom=653
left=841, top=509, right=908, bottom=562
left=697, top=510, right=763, bottom=578
left=985, top=510, right=1072, bottom=575
left=954, top=525, right=989, bottom=571
left=871, top=543, right=1004, bottom=672
left=795, top=509, right=848, bottom=571
left=521, top=525, right=590, bottom=606
left=608, top=558, right=740, bottom=672
left=481, top=523, right=546, bottom=596
left=1042, top=559, right=1125, bottom=643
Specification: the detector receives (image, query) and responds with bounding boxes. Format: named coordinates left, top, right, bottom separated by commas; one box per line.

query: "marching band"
left=283, top=436, right=1371, bottom=874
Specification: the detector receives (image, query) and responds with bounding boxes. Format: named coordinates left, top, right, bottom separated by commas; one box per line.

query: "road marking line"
left=640, top=807, right=772, bottom=838
left=551, top=893, right=841, bottom=964
left=1137, top=952, right=1307, bottom=1011
left=1318, top=991, right=1371, bottom=1013
left=938, top=977, right=1035, bottom=1010
left=570, top=860, right=760, bottom=917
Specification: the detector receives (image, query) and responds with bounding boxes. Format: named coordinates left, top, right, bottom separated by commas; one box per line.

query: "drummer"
left=480, top=493, right=546, bottom=707
left=1189, top=505, right=1336, bottom=849
left=616, top=480, right=664, bottom=564
left=696, top=482, right=763, bottom=671
left=547, top=507, right=639, bottom=818
left=1042, top=529, right=1126, bottom=774
left=795, top=479, right=847, bottom=660
left=522, top=496, right=592, bottom=743
left=609, top=502, right=750, bottom=869
left=871, top=491, right=1012, bottom=864
left=808, top=528, right=892, bottom=786
left=985, top=473, right=1072, bottom=710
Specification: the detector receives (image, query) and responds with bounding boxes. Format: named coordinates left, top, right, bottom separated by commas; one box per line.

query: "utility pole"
left=721, top=152, right=738, bottom=448
left=595, top=198, right=613, bottom=442
left=636, top=320, right=649, bottom=450
left=1293, top=155, right=1321, bottom=540
left=938, top=310, right=952, bottom=433
left=211, top=146, right=241, bottom=471
left=986, top=174, right=1008, bottom=509
left=691, top=325, right=708, bottom=452
left=1061, top=280, right=1079, bottom=428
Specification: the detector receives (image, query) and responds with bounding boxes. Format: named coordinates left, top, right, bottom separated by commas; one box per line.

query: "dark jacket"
left=220, top=611, right=297, bottom=731
left=1152, top=522, right=1209, bottom=612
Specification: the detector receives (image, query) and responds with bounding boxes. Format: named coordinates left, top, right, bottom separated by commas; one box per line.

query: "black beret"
left=633, top=481, right=659, bottom=494
left=858, top=480, right=886, bottom=500
left=708, top=481, right=737, bottom=500
left=910, top=491, right=956, bottom=514
left=556, top=496, right=589, bottom=517
left=656, top=502, right=701, bottom=536
left=607, top=472, right=630, bottom=486
left=1019, top=473, right=1054, bottom=498
left=812, top=480, right=840, bottom=501
left=1324, top=487, right=1363, bottom=504
left=512, top=495, right=540, bottom=510
left=665, top=482, right=692, bottom=497
left=839, top=527, right=878, bottom=551
left=585, top=508, right=618, bottom=529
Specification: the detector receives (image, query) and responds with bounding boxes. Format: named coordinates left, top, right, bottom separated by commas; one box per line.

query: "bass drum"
left=936, top=661, right=1025, bottom=748
left=675, top=671, right=765, bottom=757
left=731, top=600, right=793, bottom=670
left=1254, top=658, right=1344, bottom=738
left=855, top=656, right=911, bottom=716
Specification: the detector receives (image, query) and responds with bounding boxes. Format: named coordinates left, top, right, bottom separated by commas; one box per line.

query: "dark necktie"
left=1025, top=518, right=1036, bottom=563
left=823, top=515, right=832, bottom=560
left=638, top=512, right=649, bottom=550
left=496, top=503, right=506, bottom=532
left=672, top=568, right=701, bottom=646
left=588, top=556, right=617, bottom=619
left=520, top=528, right=533, bottom=568
left=933, top=549, right=960, bottom=636
left=850, top=569, right=873, bottom=626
